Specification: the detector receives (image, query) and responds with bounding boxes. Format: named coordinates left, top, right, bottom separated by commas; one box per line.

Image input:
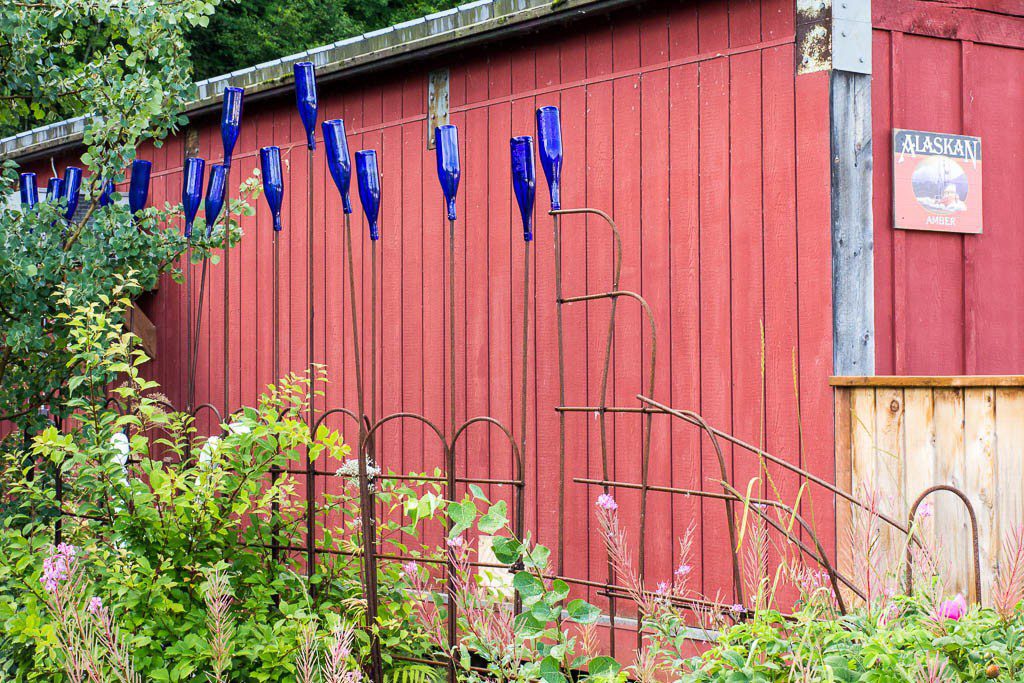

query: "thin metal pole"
left=308, top=148, right=316, bottom=410
left=305, top=147, right=316, bottom=577
left=345, top=213, right=366, bottom=430
left=271, top=229, right=280, bottom=564
left=347, top=213, right=382, bottom=683
left=223, top=182, right=231, bottom=419
left=552, top=213, right=566, bottom=576
left=446, top=216, right=458, bottom=683
left=519, top=239, right=530, bottom=520
left=185, top=246, right=193, bottom=413
left=189, top=258, right=210, bottom=414
left=371, top=239, right=378, bottom=455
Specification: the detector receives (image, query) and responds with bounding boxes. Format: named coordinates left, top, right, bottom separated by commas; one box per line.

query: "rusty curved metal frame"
left=635, top=394, right=915, bottom=539
left=550, top=206, right=742, bottom=653
left=903, top=485, right=982, bottom=601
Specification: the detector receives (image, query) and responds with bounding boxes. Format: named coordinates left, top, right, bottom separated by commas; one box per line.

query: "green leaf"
left=447, top=500, right=477, bottom=537
left=540, top=656, right=566, bottom=683
left=478, top=500, right=508, bottom=534
left=566, top=599, right=601, bottom=624
left=491, top=536, right=522, bottom=565
left=587, top=657, right=620, bottom=679
left=513, top=571, right=545, bottom=600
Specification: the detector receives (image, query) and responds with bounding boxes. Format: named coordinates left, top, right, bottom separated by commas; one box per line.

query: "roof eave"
left=2, top=0, right=627, bottom=163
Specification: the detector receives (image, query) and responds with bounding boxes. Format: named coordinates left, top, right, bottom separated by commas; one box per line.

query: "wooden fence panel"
left=834, top=377, right=1024, bottom=604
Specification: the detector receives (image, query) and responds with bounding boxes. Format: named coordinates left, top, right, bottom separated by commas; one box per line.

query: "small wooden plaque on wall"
left=893, top=128, right=983, bottom=234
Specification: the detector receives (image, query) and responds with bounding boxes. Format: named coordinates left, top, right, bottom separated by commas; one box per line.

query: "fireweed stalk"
left=38, top=544, right=140, bottom=683
left=203, top=566, right=235, bottom=683
left=594, top=494, right=701, bottom=681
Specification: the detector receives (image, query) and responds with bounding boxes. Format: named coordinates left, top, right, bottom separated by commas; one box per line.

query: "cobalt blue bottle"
left=260, top=146, right=284, bottom=232
left=182, top=157, right=206, bottom=238
left=434, top=125, right=460, bottom=221
left=511, top=136, right=536, bottom=242
left=356, top=150, right=381, bottom=240
left=323, top=119, right=352, bottom=214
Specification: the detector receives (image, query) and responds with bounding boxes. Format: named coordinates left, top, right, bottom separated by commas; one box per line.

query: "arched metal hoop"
left=904, top=485, right=983, bottom=601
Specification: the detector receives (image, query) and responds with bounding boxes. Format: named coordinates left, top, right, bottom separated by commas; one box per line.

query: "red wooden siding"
left=22, top=0, right=836, bottom=609
left=873, top=1, right=1024, bottom=375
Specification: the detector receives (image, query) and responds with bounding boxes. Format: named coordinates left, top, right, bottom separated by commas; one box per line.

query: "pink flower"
left=40, top=544, right=77, bottom=594
left=938, top=593, right=968, bottom=621
left=87, top=597, right=103, bottom=615
left=446, top=536, right=464, bottom=549
left=595, top=494, right=618, bottom=511
left=655, top=581, right=669, bottom=595
left=674, top=563, right=692, bottom=578
left=402, top=561, right=418, bottom=576
left=918, top=501, right=934, bottom=520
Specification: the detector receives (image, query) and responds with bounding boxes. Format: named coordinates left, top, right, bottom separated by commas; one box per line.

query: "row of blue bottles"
left=18, top=159, right=154, bottom=219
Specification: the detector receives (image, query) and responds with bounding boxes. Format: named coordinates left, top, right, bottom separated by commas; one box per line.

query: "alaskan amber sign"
left=893, top=129, right=983, bottom=234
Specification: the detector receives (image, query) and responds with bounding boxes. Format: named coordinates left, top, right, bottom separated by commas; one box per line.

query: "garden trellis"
left=26, top=60, right=987, bottom=681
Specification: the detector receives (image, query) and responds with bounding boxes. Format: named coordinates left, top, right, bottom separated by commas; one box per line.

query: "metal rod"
left=271, top=229, right=280, bottom=564
left=904, top=485, right=982, bottom=602
left=188, top=256, right=210, bottom=417
left=306, top=146, right=317, bottom=577
left=552, top=213, right=567, bottom=576
left=185, top=245, right=193, bottom=413
left=223, top=182, right=231, bottom=419
left=446, top=216, right=458, bottom=683
left=346, top=211, right=383, bottom=683
left=519, top=237, right=530, bottom=544
left=635, top=394, right=914, bottom=538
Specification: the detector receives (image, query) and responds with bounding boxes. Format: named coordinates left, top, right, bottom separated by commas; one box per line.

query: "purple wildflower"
left=87, top=597, right=103, bottom=615
left=595, top=494, right=618, bottom=511
left=655, top=581, right=669, bottom=595
left=674, top=563, right=692, bottom=578
left=402, top=561, right=418, bottom=576
left=446, top=536, right=464, bottom=549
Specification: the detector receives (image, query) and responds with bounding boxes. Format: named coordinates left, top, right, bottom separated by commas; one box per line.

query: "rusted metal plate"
left=426, top=68, right=449, bottom=150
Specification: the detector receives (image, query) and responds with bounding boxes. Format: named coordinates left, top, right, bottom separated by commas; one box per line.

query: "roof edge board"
left=2, top=0, right=618, bottom=162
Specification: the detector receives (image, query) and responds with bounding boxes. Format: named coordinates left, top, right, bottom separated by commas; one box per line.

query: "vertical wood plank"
left=964, top=387, right=997, bottom=602
left=874, top=387, right=904, bottom=559
left=934, top=388, right=969, bottom=597
left=903, top=388, right=936, bottom=555
left=996, top=389, right=1024, bottom=558
left=834, top=388, right=854, bottom=592
left=697, top=53, right=733, bottom=601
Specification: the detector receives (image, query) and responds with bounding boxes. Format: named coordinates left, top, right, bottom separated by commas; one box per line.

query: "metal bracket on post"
left=797, top=0, right=872, bottom=75
left=427, top=68, right=450, bottom=150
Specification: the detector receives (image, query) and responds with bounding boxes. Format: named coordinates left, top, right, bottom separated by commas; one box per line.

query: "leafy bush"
left=0, top=294, right=610, bottom=682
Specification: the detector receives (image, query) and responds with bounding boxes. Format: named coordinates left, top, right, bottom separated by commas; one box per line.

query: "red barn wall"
left=873, top=0, right=1024, bottom=375
left=22, top=0, right=835, bottom=620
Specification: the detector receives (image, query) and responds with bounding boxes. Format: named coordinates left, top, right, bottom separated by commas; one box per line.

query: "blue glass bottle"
left=19, top=173, right=37, bottom=209
left=98, top=181, right=116, bottom=208
left=356, top=150, right=381, bottom=240
left=434, top=125, right=460, bottom=221
left=322, top=119, right=352, bottom=214
left=205, top=164, right=228, bottom=236
left=294, top=62, right=318, bottom=150
left=182, top=157, right=206, bottom=238
left=510, top=136, right=536, bottom=242
left=46, top=178, right=63, bottom=203
left=536, top=106, right=563, bottom=211
left=61, top=167, right=82, bottom=221
left=260, top=146, right=284, bottom=232
left=129, top=160, right=152, bottom=215
left=221, top=86, right=244, bottom=168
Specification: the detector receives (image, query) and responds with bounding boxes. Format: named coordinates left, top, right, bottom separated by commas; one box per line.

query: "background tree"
left=0, top=0, right=248, bottom=433
left=187, top=0, right=465, bottom=81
